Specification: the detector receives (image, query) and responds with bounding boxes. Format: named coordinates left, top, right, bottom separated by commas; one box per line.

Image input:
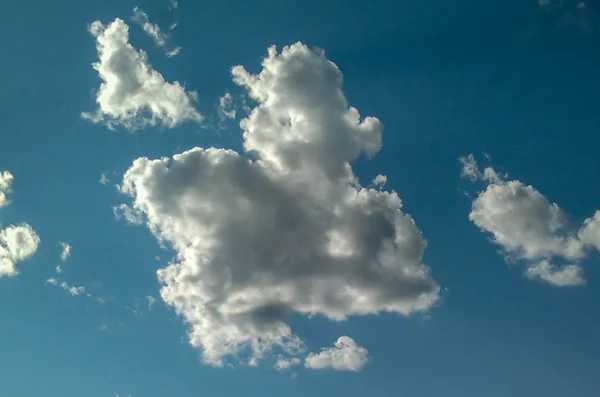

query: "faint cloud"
left=99, top=173, right=109, bottom=185
left=59, top=242, right=71, bottom=261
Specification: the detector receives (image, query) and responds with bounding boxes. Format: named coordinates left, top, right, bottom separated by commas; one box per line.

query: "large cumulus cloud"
left=119, top=43, right=439, bottom=366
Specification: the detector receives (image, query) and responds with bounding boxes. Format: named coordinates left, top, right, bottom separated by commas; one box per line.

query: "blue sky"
left=1, top=0, right=600, bottom=396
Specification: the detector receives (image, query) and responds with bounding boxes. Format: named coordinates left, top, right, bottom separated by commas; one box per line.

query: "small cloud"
left=372, top=174, right=387, bottom=188
left=305, top=336, right=369, bottom=372
left=146, top=295, right=157, bottom=310
left=82, top=18, right=201, bottom=131
left=166, top=46, right=181, bottom=57
left=55, top=265, right=62, bottom=274
left=525, top=260, right=585, bottom=287
left=218, top=92, right=237, bottom=121
left=0, top=223, right=41, bottom=277
left=131, top=7, right=181, bottom=56
left=99, top=173, right=109, bottom=185
left=0, top=170, right=14, bottom=208
left=59, top=242, right=71, bottom=261
left=274, top=356, right=301, bottom=371
left=46, top=277, right=96, bottom=299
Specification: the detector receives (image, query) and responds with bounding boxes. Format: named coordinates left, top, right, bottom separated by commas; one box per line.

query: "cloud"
left=46, top=277, right=90, bottom=297
left=118, top=42, right=439, bottom=366
left=60, top=242, right=71, bottom=261
left=578, top=211, right=600, bottom=250
left=0, top=171, right=14, bottom=208
left=131, top=7, right=169, bottom=48
left=525, top=260, right=585, bottom=286
left=217, top=92, right=236, bottom=121
left=461, top=154, right=600, bottom=287
left=305, top=336, right=369, bottom=371
left=146, top=295, right=156, bottom=310
left=131, top=7, right=181, bottom=57
left=81, top=18, right=202, bottom=131
left=56, top=265, right=62, bottom=273
left=0, top=224, right=40, bottom=277
left=274, top=356, right=301, bottom=371
left=372, top=174, right=387, bottom=188
left=99, top=173, right=109, bottom=185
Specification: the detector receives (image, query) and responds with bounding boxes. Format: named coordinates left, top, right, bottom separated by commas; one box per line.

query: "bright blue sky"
left=1, top=1, right=600, bottom=396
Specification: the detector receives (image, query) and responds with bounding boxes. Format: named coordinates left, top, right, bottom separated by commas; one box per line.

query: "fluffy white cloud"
left=305, top=336, right=369, bottom=371
left=0, top=224, right=40, bottom=277
left=82, top=18, right=201, bottom=130
left=118, top=42, right=439, bottom=366
left=461, top=154, right=600, bottom=287
left=60, top=242, right=71, bottom=261
left=0, top=170, right=14, bottom=208
left=470, top=180, right=584, bottom=261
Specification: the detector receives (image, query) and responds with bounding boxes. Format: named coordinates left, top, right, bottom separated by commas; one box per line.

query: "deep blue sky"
left=1, top=1, right=599, bottom=396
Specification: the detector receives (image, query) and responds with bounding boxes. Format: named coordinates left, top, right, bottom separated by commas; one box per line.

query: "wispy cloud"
left=131, top=7, right=181, bottom=57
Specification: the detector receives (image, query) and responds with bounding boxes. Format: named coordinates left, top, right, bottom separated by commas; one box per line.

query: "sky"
left=1, top=0, right=600, bottom=396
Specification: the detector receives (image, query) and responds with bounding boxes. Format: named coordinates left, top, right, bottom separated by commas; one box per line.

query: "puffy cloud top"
left=305, top=336, right=369, bottom=371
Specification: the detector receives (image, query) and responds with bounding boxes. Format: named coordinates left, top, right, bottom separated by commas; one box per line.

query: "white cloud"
left=82, top=18, right=201, bottom=131
left=0, top=224, right=40, bottom=277
left=99, top=173, right=109, bottom=185
left=131, top=7, right=180, bottom=57
left=461, top=154, right=600, bottom=287
left=218, top=92, right=236, bottom=121
left=56, top=265, right=62, bottom=274
left=131, top=7, right=169, bottom=48
left=578, top=211, right=600, bottom=251
left=305, top=336, right=369, bottom=371
left=372, top=174, right=387, bottom=188
left=0, top=171, right=14, bottom=208
left=274, top=356, right=301, bottom=371
left=46, top=277, right=90, bottom=297
left=525, top=260, right=585, bottom=287
left=118, top=42, right=439, bottom=366
left=165, top=47, right=181, bottom=58
left=60, top=242, right=71, bottom=261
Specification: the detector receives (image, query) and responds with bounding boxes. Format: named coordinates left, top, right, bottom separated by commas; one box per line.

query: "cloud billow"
left=119, top=42, right=440, bottom=366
